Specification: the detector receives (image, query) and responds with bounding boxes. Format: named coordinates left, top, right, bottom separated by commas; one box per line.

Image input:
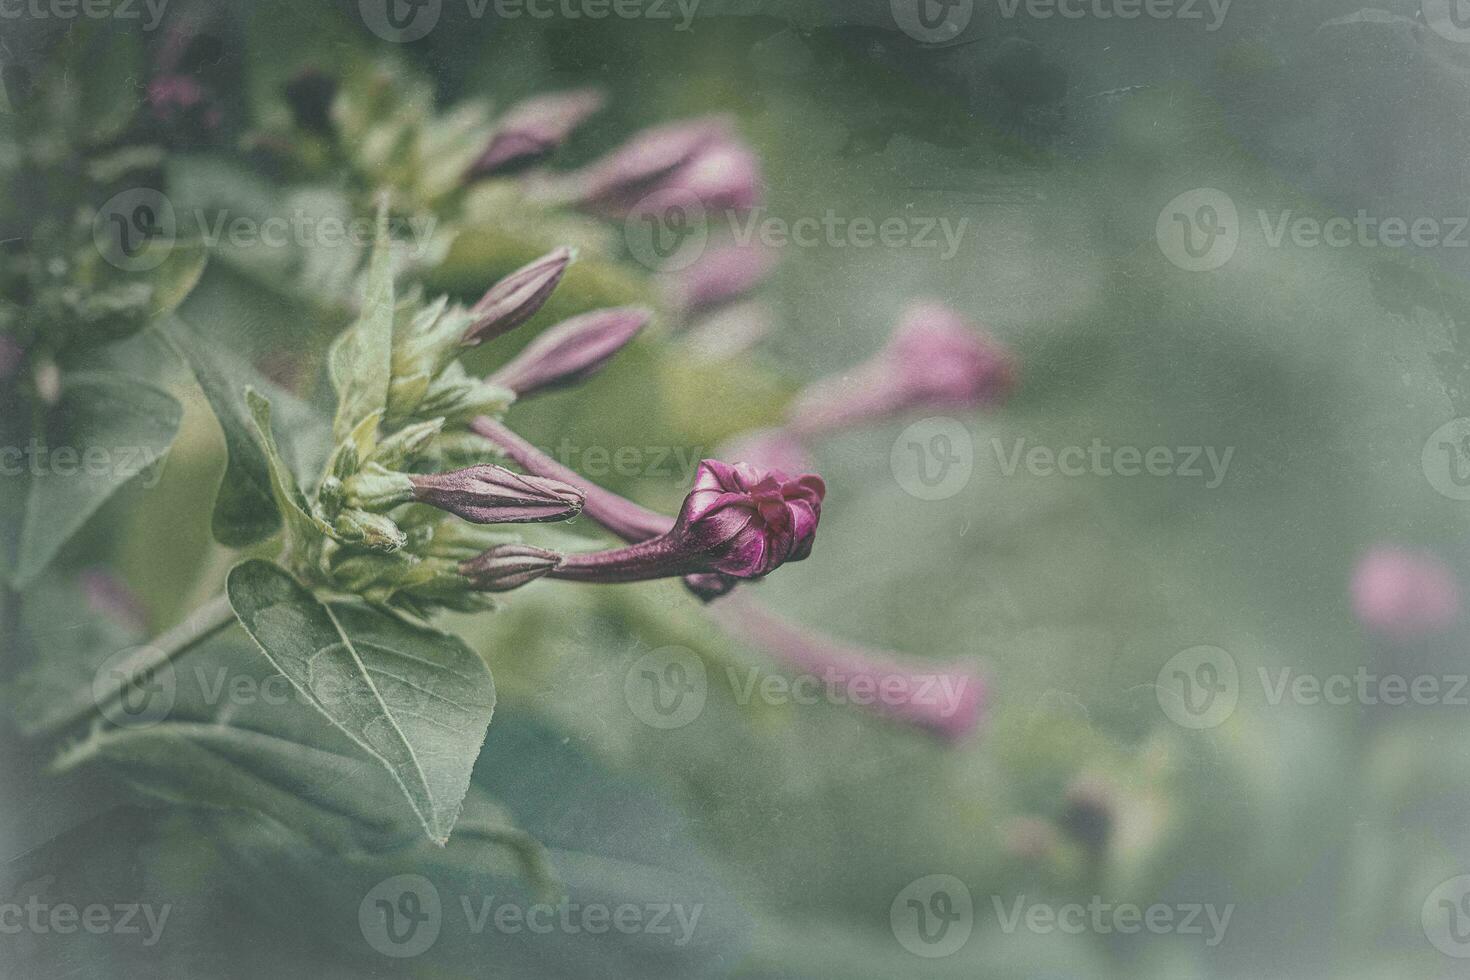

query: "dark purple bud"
left=410, top=464, right=584, bottom=524
left=469, top=417, right=671, bottom=540
left=548, top=460, right=824, bottom=585
left=468, top=88, right=606, bottom=179
left=488, top=307, right=650, bottom=397
left=463, top=248, right=574, bottom=347
left=789, top=302, right=1017, bottom=437
left=285, top=68, right=338, bottom=134
left=667, top=240, right=776, bottom=315
left=708, top=596, right=988, bottom=742
left=460, top=544, right=563, bottom=593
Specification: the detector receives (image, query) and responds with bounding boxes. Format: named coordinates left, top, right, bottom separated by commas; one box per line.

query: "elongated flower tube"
left=410, top=465, right=585, bottom=525
left=462, top=247, right=574, bottom=346
left=467, top=87, right=606, bottom=178
left=488, top=307, right=650, bottom=397
left=708, top=595, right=987, bottom=742
left=469, top=417, right=670, bottom=540
left=1351, top=546, right=1461, bottom=640
left=546, top=460, right=824, bottom=585
left=540, top=116, right=761, bottom=217
left=461, top=544, right=563, bottom=593
left=788, top=301, right=1017, bottom=437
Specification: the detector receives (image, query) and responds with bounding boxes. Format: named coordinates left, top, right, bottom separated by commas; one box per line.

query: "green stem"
left=37, top=593, right=237, bottom=738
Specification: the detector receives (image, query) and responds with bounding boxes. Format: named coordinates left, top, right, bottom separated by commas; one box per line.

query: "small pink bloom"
left=709, top=596, right=987, bottom=742
left=1351, top=547, right=1461, bottom=640
left=410, top=465, right=584, bottom=524
left=548, top=460, right=824, bottom=585
left=789, top=301, right=1017, bottom=437
left=488, top=306, right=650, bottom=397
left=464, top=247, right=574, bottom=346
left=468, top=87, right=606, bottom=178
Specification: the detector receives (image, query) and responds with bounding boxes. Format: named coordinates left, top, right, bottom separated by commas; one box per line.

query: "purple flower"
left=708, top=596, right=987, bottom=742
left=463, top=248, right=574, bottom=346
left=789, top=301, right=1017, bottom=437
left=468, top=87, right=606, bottom=179
left=469, top=417, right=670, bottom=540
left=667, top=240, right=776, bottom=315
left=547, top=460, right=824, bottom=585
left=1351, top=547, right=1460, bottom=640
left=488, top=307, right=650, bottom=397
left=460, top=544, right=563, bottom=593
left=410, top=465, right=584, bottom=524
left=542, top=116, right=762, bottom=217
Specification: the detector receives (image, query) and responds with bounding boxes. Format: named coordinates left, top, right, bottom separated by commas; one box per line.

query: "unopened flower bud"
left=410, top=464, right=584, bottom=524
left=789, top=302, right=1017, bottom=437
left=333, top=508, right=407, bottom=552
left=343, top=463, right=416, bottom=511
left=1351, top=547, right=1460, bottom=640
left=467, top=88, right=605, bottom=178
left=666, top=241, right=775, bottom=315
left=463, top=247, right=574, bottom=346
left=488, top=307, right=650, bottom=397
left=370, top=418, right=445, bottom=468
left=460, top=544, right=563, bottom=592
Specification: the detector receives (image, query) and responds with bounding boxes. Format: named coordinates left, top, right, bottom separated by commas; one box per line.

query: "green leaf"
left=328, top=204, right=394, bottom=443
left=12, top=373, right=182, bottom=588
left=162, top=318, right=280, bottom=547
left=144, top=238, right=209, bottom=319
left=226, top=559, right=496, bottom=844
left=245, top=388, right=334, bottom=553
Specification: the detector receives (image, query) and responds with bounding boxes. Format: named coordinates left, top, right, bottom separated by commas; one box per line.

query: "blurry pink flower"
left=468, top=88, right=606, bottom=178
left=80, top=568, right=149, bottom=635
left=788, top=301, right=1017, bottom=437
left=1351, top=547, right=1461, bottom=640
left=666, top=240, right=776, bottom=315
left=709, top=596, right=987, bottom=742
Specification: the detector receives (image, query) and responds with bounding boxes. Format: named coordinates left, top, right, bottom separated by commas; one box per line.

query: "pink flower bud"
left=548, top=460, right=824, bottom=585
left=666, top=240, right=776, bottom=315
left=464, top=247, right=574, bottom=346
left=708, top=596, right=987, bottom=742
left=1351, top=547, right=1461, bottom=640
left=468, top=87, right=606, bottom=178
left=789, top=301, right=1017, bottom=437
left=410, top=465, right=584, bottom=524
left=488, top=307, right=650, bottom=397
left=460, top=544, right=563, bottom=593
